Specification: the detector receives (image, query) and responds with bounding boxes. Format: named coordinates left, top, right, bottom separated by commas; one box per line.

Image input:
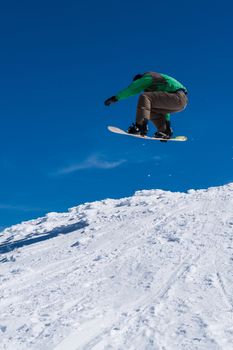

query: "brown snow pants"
left=136, top=91, right=188, bottom=132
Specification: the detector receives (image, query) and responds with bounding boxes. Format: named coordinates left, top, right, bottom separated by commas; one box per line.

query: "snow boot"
left=127, top=122, right=148, bottom=136
left=154, top=121, right=173, bottom=140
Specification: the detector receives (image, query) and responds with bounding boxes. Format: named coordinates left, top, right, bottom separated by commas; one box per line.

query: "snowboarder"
left=104, top=71, right=188, bottom=139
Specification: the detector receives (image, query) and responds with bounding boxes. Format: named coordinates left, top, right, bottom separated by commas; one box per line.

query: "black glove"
left=104, top=96, right=118, bottom=106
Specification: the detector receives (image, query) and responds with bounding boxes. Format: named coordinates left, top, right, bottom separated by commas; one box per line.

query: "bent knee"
left=138, top=93, right=152, bottom=107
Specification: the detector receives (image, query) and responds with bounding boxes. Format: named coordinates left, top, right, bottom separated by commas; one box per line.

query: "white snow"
left=1, top=184, right=233, bottom=349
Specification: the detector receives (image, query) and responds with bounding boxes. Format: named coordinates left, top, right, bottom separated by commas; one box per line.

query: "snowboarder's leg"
left=136, top=91, right=187, bottom=138
left=150, top=114, right=167, bottom=132
left=127, top=93, right=150, bottom=135
left=136, top=93, right=152, bottom=125
left=150, top=114, right=173, bottom=139
left=136, top=91, right=187, bottom=124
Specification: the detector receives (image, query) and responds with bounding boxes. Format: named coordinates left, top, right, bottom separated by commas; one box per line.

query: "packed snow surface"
left=1, top=184, right=233, bottom=350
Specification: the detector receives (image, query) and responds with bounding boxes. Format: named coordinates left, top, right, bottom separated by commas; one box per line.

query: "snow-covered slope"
left=1, top=184, right=233, bottom=350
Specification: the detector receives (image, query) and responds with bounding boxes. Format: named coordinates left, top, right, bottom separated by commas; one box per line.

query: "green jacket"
left=116, top=71, right=187, bottom=121
left=116, top=71, right=187, bottom=100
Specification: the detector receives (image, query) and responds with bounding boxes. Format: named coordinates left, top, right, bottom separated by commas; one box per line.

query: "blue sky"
left=0, top=0, right=233, bottom=229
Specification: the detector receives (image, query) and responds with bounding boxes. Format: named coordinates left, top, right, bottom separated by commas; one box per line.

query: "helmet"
left=132, top=73, right=143, bottom=81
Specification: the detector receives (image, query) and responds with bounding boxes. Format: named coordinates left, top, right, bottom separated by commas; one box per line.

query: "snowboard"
left=108, top=126, right=187, bottom=142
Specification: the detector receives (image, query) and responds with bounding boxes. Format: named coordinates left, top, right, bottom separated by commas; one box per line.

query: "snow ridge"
left=1, top=184, right=233, bottom=349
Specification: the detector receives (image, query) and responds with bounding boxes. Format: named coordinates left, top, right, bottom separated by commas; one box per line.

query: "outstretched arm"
left=116, top=74, right=153, bottom=100
left=104, top=74, right=153, bottom=106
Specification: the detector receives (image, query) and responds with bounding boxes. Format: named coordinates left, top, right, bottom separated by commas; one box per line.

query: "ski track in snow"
left=1, top=184, right=233, bottom=349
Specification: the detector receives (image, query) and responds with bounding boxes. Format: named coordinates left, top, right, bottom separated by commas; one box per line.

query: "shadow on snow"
left=0, top=220, right=88, bottom=255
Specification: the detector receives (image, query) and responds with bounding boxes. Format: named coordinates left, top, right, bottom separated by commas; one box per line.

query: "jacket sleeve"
left=116, top=74, right=153, bottom=101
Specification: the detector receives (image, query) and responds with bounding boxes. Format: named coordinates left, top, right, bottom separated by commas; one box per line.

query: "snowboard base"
left=108, top=126, right=187, bottom=142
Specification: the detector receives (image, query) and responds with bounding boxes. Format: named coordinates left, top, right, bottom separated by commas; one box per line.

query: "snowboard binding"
left=127, top=122, right=148, bottom=136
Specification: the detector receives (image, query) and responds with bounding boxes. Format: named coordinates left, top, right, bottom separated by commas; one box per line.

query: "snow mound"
left=1, top=184, right=233, bottom=349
